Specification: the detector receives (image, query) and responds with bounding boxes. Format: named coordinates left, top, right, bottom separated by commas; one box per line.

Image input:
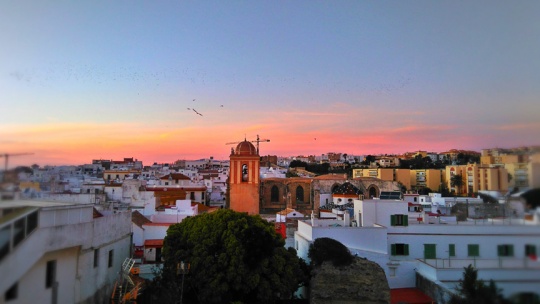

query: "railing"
left=421, top=257, right=540, bottom=269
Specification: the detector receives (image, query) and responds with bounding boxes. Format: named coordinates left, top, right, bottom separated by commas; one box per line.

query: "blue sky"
left=1, top=0, right=539, bottom=166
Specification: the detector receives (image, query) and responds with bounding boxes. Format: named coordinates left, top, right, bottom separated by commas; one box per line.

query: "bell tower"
left=229, top=140, right=260, bottom=214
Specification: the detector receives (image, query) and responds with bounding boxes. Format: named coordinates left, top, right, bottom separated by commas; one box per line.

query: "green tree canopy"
left=449, top=265, right=510, bottom=304
left=308, top=237, right=354, bottom=267
left=160, top=209, right=307, bottom=304
left=521, top=188, right=540, bottom=209
left=451, top=174, right=464, bottom=194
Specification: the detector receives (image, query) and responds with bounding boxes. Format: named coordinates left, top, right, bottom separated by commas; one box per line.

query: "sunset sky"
left=1, top=1, right=539, bottom=168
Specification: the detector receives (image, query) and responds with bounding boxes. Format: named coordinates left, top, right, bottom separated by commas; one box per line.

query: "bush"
left=308, top=237, right=354, bottom=267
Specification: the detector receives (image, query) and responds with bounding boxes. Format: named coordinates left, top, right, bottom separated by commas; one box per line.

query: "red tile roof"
left=93, top=208, right=103, bottom=218
left=390, top=288, right=433, bottom=304
left=132, top=210, right=152, bottom=228
left=144, top=239, right=164, bottom=248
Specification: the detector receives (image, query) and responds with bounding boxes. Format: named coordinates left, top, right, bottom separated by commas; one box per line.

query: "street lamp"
left=177, top=261, right=190, bottom=304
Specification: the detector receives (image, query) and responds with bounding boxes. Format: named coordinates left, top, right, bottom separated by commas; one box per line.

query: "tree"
left=451, top=174, right=464, bottom=195
left=362, top=155, right=376, bottom=165
left=289, top=160, right=308, bottom=168
left=286, top=170, right=300, bottom=177
left=521, top=188, right=540, bottom=210
left=159, top=209, right=307, bottom=304
left=439, top=183, right=451, bottom=197
left=449, top=265, right=510, bottom=304
left=308, top=237, right=354, bottom=267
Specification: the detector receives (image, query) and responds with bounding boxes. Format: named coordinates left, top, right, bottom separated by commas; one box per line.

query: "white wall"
left=0, top=204, right=132, bottom=304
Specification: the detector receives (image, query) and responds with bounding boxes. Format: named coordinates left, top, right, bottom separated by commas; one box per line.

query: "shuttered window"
left=390, top=214, right=408, bottom=226
left=498, top=245, right=514, bottom=257
left=468, top=244, right=479, bottom=257
left=525, top=244, right=536, bottom=257
left=391, top=243, right=409, bottom=256
left=424, top=244, right=436, bottom=259
left=449, top=244, right=456, bottom=257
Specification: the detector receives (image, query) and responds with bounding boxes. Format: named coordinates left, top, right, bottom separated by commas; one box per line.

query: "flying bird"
left=192, top=108, right=203, bottom=116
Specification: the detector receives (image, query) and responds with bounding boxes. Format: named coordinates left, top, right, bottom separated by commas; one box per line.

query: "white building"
left=0, top=200, right=132, bottom=304
left=295, top=198, right=540, bottom=302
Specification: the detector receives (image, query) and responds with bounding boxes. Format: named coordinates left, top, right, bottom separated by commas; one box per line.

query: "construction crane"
left=225, top=134, right=270, bottom=155
left=0, top=153, right=34, bottom=172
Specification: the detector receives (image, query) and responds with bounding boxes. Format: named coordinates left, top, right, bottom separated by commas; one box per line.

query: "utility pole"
left=177, top=261, right=190, bottom=304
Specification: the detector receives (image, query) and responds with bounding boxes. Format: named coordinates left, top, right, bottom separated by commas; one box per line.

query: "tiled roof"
left=93, top=208, right=103, bottom=218
left=132, top=210, right=152, bottom=228
left=144, top=239, right=164, bottom=248
left=390, top=288, right=433, bottom=304
left=193, top=202, right=219, bottom=213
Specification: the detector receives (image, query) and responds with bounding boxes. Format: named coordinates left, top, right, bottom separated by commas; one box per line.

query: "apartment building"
left=446, top=164, right=508, bottom=196
left=294, top=197, right=540, bottom=302
left=0, top=200, right=132, bottom=304
left=352, top=168, right=443, bottom=192
left=481, top=147, right=540, bottom=191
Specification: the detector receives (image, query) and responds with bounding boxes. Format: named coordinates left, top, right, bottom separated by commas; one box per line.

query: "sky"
left=1, top=0, right=539, bottom=168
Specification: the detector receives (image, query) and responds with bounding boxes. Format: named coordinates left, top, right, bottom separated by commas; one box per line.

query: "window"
left=296, top=186, right=304, bottom=203
left=94, top=249, right=99, bottom=268
left=525, top=244, right=537, bottom=257
left=498, top=245, right=514, bottom=257
left=468, top=244, right=479, bottom=257
left=4, top=282, right=17, bottom=301
left=242, top=164, right=248, bottom=182
left=271, top=186, right=279, bottom=202
left=108, top=250, right=114, bottom=268
left=190, top=192, right=195, bottom=200
left=424, top=244, right=436, bottom=259
left=391, top=244, right=409, bottom=256
left=13, top=218, right=26, bottom=247
left=0, top=225, right=10, bottom=261
left=449, top=244, right=456, bottom=257
left=46, top=260, right=56, bottom=288
left=390, top=215, right=408, bottom=226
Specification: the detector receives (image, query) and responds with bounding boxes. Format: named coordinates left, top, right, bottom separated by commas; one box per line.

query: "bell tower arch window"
left=242, top=164, right=248, bottom=182
left=271, top=185, right=280, bottom=202
left=296, top=186, right=304, bottom=203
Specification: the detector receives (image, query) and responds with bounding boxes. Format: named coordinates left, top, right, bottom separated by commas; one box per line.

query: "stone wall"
left=415, top=272, right=454, bottom=304
left=310, top=258, right=390, bottom=304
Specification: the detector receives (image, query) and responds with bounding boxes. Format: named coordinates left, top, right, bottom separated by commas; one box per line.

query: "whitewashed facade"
left=295, top=198, right=540, bottom=301
left=0, top=200, right=132, bottom=304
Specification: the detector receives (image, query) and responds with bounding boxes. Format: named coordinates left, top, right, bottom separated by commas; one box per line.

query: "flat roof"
left=0, top=199, right=77, bottom=209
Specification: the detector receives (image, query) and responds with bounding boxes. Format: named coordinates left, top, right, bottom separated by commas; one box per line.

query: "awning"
left=144, top=239, right=164, bottom=248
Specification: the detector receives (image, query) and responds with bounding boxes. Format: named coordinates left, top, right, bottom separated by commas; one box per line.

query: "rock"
left=310, top=257, right=390, bottom=304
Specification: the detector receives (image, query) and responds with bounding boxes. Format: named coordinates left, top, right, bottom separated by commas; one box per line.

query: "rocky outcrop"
left=310, top=257, right=390, bottom=304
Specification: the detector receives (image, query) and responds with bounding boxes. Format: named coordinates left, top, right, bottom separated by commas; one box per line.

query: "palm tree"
left=451, top=174, right=464, bottom=195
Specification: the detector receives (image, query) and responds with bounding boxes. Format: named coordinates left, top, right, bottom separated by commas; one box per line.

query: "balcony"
left=420, top=257, right=540, bottom=270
